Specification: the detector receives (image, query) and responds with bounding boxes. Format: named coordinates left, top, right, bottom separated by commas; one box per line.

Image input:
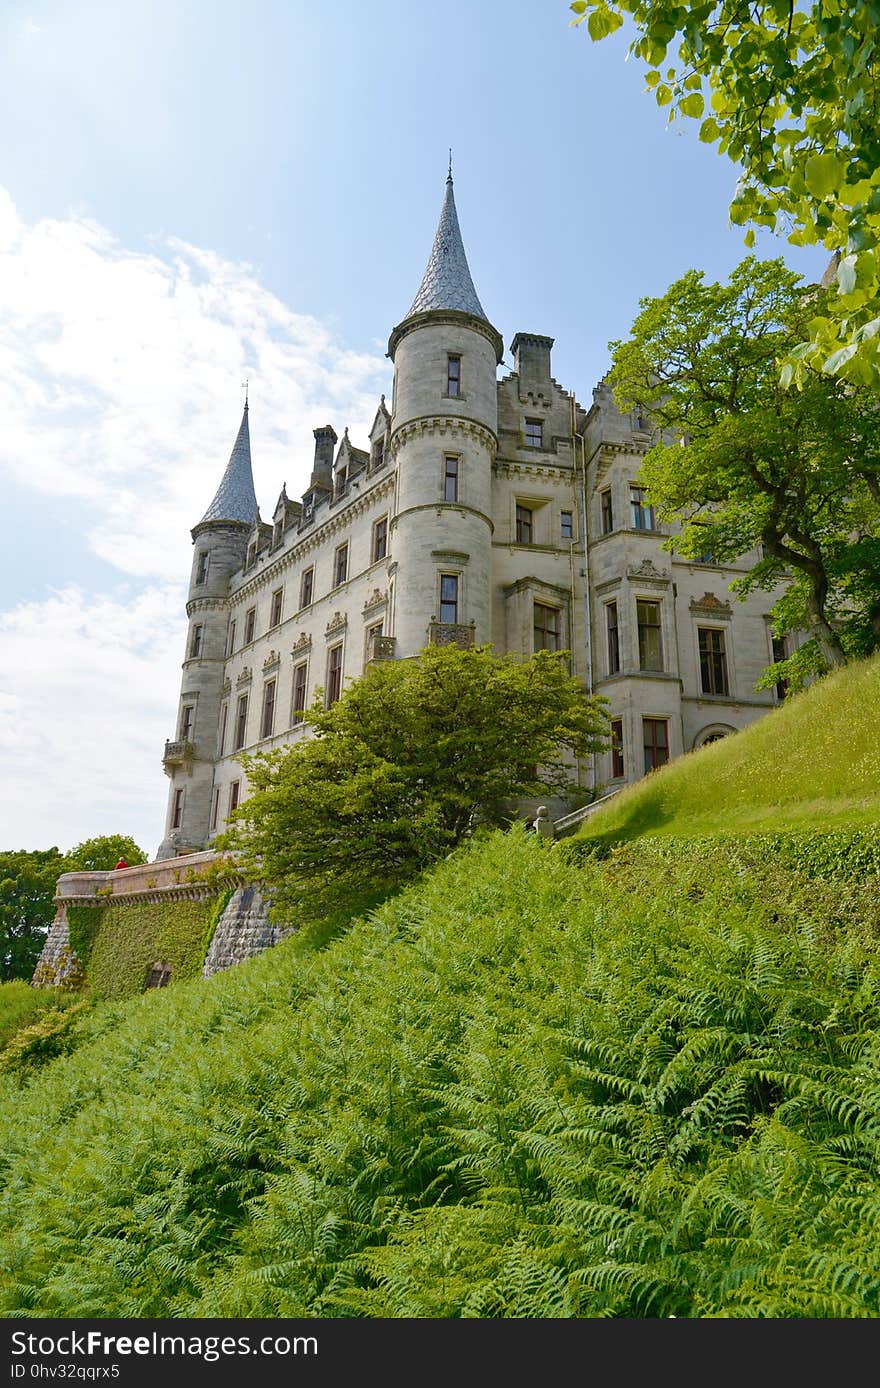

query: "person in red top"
left=114, top=858, right=129, bottom=870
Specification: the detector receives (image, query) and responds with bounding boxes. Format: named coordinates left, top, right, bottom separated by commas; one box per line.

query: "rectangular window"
left=699, top=627, right=729, bottom=696
left=227, top=620, right=236, bottom=656
left=525, top=418, right=543, bottom=448
left=334, top=543, right=348, bottom=588
left=606, top=602, right=620, bottom=675
left=300, top=567, right=314, bottom=609
left=444, top=455, right=459, bottom=502
left=637, top=599, right=663, bottom=671
left=291, top=661, right=308, bottom=724
left=171, top=787, right=184, bottom=830
left=561, top=510, right=574, bottom=541
left=195, top=551, right=209, bottom=584
left=372, top=516, right=388, bottom=563
left=772, top=634, right=789, bottom=701
left=373, top=438, right=385, bottom=468
left=217, top=702, right=228, bottom=757
left=533, top=603, right=561, bottom=652
left=630, top=485, right=656, bottom=530
left=365, top=621, right=384, bottom=667
left=244, top=607, right=256, bottom=644
left=515, top=504, right=533, bottom=544
left=600, top=488, right=614, bottom=535
left=610, top=718, right=625, bottom=779
left=270, top=588, right=283, bottom=629
left=327, top=644, right=343, bottom=707
left=233, top=693, right=248, bottom=752
left=261, top=678, right=276, bottom=739
left=439, top=573, right=459, bottom=624
left=229, top=780, right=240, bottom=815
left=446, top=354, right=461, bottom=397
left=179, top=705, right=194, bottom=742
left=190, top=624, right=203, bottom=658
left=210, top=787, right=220, bottom=832
left=643, top=717, right=669, bottom=774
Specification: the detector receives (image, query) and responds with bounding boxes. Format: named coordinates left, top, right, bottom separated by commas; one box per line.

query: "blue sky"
left=0, top=0, right=829, bottom=855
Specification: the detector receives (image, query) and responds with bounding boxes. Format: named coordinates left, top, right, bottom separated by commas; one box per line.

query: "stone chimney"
left=510, top=333, right=554, bottom=387
left=310, top=425, right=337, bottom=490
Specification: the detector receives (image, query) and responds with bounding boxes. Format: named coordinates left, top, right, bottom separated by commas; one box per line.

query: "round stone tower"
left=387, top=171, right=503, bottom=655
left=156, top=402, right=256, bottom=860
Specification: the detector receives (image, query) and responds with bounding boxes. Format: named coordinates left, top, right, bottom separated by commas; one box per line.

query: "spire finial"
left=242, top=377, right=249, bottom=408
left=448, top=148, right=453, bottom=182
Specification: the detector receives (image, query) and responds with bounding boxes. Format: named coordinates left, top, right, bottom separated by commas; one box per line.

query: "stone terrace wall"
left=31, top=851, right=281, bottom=989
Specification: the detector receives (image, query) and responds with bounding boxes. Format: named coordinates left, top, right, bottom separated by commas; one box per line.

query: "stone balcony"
left=427, top=620, right=476, bottom=649
left=163, top=739, right=195, bottom=769
left=368, top=634, right=397, bottom=662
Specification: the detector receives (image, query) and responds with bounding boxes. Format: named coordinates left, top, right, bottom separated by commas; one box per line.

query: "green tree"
left=63, top=834, right=148, bottom=872
left=609, top=256, right=880, bottom=682
left=221, top=643, right=608, bottom=919
left=0, top=849, right=65, bottom=981
left=570, top=0, right=880, bottom=385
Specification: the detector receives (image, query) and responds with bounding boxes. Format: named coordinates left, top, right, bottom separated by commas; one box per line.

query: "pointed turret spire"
left=406, top=170, right=489, bottom=321
left=198, top=400, right=258, bottom=526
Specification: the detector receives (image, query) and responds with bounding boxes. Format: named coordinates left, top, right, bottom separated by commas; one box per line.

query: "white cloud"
left=0, top=186, right=390, bottom=576
left=0, top=584, right=185, bottom=856
left=0, top=187, right=391, bottom=857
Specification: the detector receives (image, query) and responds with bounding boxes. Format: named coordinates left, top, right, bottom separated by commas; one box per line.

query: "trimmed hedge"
left=84, top=897, right=220, bottom=1002
left=562, top=828, right=880, bottom=879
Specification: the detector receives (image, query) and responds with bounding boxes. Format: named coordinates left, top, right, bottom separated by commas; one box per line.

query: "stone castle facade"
left=156, top=174, right=796, bottom=860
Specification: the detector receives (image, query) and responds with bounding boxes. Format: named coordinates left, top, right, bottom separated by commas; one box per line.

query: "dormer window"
left=335, top=468, right=347, bottom=498
left=525, top=419, right=543, bottom=449
left=446, top=354, right=461, bottom=397
left=246, top=542, right=257, bottom=568
left=373, top=438, right=385, bottom=468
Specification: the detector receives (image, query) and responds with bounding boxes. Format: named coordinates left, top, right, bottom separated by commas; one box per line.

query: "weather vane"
left=448, top=148, right=453, bottom=180
left=242, top=378, right=249, bottom=406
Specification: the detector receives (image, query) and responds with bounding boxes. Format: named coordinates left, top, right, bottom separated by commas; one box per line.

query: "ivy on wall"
left=82, top=897, right=221, bottom=1002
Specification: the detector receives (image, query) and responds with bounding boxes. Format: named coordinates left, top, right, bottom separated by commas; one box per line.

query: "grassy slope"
left=1, top=657, right=879, bottom=1319
left=578, top=651, right=880, bottom=842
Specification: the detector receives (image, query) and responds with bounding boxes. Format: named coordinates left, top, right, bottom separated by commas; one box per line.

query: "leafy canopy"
left=610, top=255, right=880, bottom=683
left=221, top=643, right=608, bottom=918
left=571, top=0, right=880, bottom=386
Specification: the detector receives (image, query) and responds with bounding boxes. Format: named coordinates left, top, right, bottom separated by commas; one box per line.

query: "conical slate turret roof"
left=199, top=401, right=258, bottom=525
left=407, top=174, right=488, bottom=321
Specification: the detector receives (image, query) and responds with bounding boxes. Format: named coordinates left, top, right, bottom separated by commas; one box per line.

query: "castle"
left=156, top=172, right=795, bottom=860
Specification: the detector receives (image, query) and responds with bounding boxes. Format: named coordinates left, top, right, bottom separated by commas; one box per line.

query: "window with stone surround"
left=637, top=599, right=663, bottom=671
left=373, top=438, right=385, bottom=468
left=300, top=567, right=314, bottom=609
left=630, top=485, right=656, bottom=531
left=372, top=516, right=388, bottom=563
left=643, top=717, right=669, bottom=773
left=171, top=787, right=184, bottom=830
left=600, top=488, right=614, bottom=534
left=195, top=551, right=209, bottom=584
left=179, top=705, right=194, bottom=742
left=326, top=644, right=344, bottom=706
left=229, top=780, right=240, bottom=814
left=270, top=588, right=283, bottom=629
left=261, top=678, right=277, bottom=739
left=334, top=542, right=348, bottom=589
left=227, top=620, right=236, bottom=656
left=439, top=573, right=459, bottom=624
left=291, top=660, right=308, bottom=725
left=446, top=354, right=461, bottom=397
left=189, top=624, right=203, bottom=658
left=444, top=455, right=459, bottom=502
left=525, top=418, right=543, bottom=448
left=365, top=621, right=384, bottom=668
left=561, top=510, right=574, bottom=541
left=606, top=602, right=620, bottom=675
left=233, top=694, right=249, bottom=751
left=515, top=504, right=533, bottom=545
left=210, top=787, right=220, bottom=832
left=533, top=602, right=561, bottom=652
left=146, top=963, right=171, bottom=989
left=698, top=627, right=729, bottom=696
left=244, top=607, right=256, bottom=644
left=610, top=718, right=625, bottom=778
left=217, top=702, right=228, bottom=757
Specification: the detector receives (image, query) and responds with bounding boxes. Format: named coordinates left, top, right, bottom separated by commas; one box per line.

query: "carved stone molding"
left=389, top=415, right=498, bottom=459
left=263, top=649, right=280, bottom=670
left=627, top=558, right=670, bottom=588
left=236, top=666, right=253, bottom=685
left=325, top=611, right=347, bottom=636
left=291, top=631, right=312, bottom=653
left=690, top=591, right=733, bottom=619
left=362, top=587, right=387, bottom=614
